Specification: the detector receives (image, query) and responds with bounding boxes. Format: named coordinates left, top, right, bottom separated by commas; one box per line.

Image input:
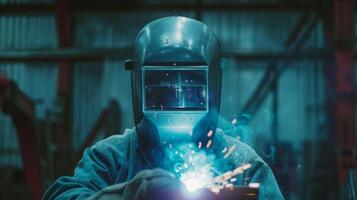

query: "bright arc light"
left=180, top=167, right=213, bottom=193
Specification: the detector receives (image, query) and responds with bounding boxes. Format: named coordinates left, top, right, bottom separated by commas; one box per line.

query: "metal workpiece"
left=162, top=186, right=259, bottom=200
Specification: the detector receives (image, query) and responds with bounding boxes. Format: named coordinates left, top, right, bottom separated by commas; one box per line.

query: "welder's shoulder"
left=88, top=128, right=135, bottom=158
left=215, top=129, right=262, bottom=164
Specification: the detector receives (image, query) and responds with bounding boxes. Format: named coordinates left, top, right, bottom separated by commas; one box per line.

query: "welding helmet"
left=126, top=16, right=222, bottom=150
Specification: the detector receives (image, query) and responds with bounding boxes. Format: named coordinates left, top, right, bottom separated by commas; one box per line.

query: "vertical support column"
left=322, top=2, right=340, bottom=198
left=271, top=81, right=278, bottom=164
left=333, top=0, right=356, bottom=183
left=55, top=0, right=73, bottom=176
left=325, top=0, right=356, bottom=186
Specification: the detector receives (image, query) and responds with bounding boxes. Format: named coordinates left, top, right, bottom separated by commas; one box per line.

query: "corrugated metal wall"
left=0, top=8, right=327, bottom=165
left=0, top=14, right=57, bottom=167
left=72, top=11, right=325, bottom=152
left=72, top=60, right=134, bottom=148
left=205, top=11, right=325, bottom=150
left=0, top=14, right=57, bottom=48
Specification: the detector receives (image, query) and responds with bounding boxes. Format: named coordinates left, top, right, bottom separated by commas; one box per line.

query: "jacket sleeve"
left=248, top=160, right=285, bottom=200
left=217, top=133, right=285, bottom=200
left=88, top=169, right=181, bottom=200
left=43, top=144, right=118, bottom=200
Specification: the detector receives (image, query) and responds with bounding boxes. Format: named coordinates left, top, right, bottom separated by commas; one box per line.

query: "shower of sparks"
left=169, top=144, right=215, bottom=193
left=205, top=163, right=252, bottom=193
left=203, top=163, right=252, bottom=194
left=179, top=161, right=253, bottom=194
left=180, top=164, right=213, bottom=192
left=166, top=141, right=252, bottom=194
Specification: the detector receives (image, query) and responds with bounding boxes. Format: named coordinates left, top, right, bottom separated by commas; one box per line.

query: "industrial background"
left=0, top=0, right=356, bottom=199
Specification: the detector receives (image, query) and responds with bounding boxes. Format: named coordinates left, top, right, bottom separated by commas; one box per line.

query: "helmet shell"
left=131, top=16, right=222, bottom=148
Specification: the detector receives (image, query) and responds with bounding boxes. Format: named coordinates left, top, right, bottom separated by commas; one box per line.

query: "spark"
left=203, top=163, right=253, bottom=194
left=198, top=141, right=202, bottom=149
left=222, top=147, right=228, bottom=154
left=242, top=163, right=252, bottom=170
left=225, top=183, right=234, bottom=190
left=232, top=163, right=251, bottom=176
left=207, top=130, right=213, bottom=137
left=231, top=118, right=238, bottom=125
left=248, top=183, right=260, bottom=188
left=209, top=186, right=221, bottom=194
left=224, top=144, right=237, bottom=159
left=206, top=140, right=212, bottom=148
left=210, top=163, right=252, bottom=186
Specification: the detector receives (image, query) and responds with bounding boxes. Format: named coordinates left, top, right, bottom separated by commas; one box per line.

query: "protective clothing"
left=130, top=16, right=222, bottom=151
left=43, top=16, right=284, bottom=200
left=43, top=128, right=284, bottom=200
left=89, top=169, right=186, bottom=200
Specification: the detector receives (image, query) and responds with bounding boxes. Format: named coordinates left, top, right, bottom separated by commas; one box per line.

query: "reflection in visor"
left=144, top=70, right=207, bottom=111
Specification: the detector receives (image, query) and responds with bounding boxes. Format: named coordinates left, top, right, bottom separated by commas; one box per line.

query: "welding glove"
left=89, top=168, right=187, bottom=200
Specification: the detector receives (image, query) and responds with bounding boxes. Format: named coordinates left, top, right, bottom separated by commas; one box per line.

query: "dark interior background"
left=0, top=0, right=356, bottom=199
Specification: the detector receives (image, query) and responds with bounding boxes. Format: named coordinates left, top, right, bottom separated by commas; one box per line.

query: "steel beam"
left=72, top=2, right=321, bottom=12
left=54, top=0, right=73, bottom=177
left=0, top=48, right=334, bottom=62
left=284, top=12, right=311, bottom=47
left=0, top=48, right=130, bottom=61
left=240, top=12, right=321, bottom=114
left=0, top=2, right=323, bottom=14
left=0, top=4, right=54, bottom=14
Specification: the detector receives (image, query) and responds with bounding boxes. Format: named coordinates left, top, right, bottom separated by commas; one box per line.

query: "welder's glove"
left=89, top=168, right=186, bottom=200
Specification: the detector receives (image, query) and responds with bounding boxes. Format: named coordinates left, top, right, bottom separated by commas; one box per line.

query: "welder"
left=43, top=16, right=284, bottom=200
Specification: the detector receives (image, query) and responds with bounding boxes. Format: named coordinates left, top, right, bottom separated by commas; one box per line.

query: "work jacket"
left=43, top=128, right=284, bottom=200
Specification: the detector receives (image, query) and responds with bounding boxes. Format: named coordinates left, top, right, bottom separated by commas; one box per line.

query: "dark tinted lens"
left=144, top=70, right=207, bottom=111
